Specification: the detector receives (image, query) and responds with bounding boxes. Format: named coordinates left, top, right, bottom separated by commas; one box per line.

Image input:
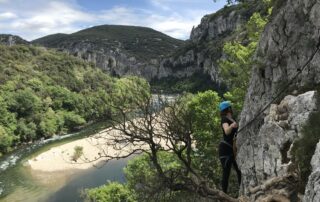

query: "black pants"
left=220, top=156, right=241, bottom=193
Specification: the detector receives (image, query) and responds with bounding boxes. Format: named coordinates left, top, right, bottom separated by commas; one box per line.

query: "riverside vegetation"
left=0, top=44, right=149, bottom=156
left=2, top=0, right=319, bottom=201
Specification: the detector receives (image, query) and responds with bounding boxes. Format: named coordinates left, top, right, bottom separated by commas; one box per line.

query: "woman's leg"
left=232, top=158, right=242, bottom=185
left=220, top=157, right=232, bottom=193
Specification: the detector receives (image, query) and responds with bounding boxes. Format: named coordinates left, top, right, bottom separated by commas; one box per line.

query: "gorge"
left=1, top=0, right=320, bottom=201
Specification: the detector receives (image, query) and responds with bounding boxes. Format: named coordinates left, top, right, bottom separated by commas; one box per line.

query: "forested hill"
left=32, top=25, right=185, bottom=81
left=0, top=44, right=148, bottom=156
left=0, top=34, right=29, bottom=46
left=33, top=25, right=184, bottom=61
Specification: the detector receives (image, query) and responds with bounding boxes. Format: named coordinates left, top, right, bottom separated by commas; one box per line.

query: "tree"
left=219, top=10, right=269, bottom=111
left=0, top=126, right=14, bottom=155
left=0, top=95, right=17, bottom=134
left=57, top=110, right=86, bottom=130
left=39, top=108, right=59, bottom=137
left=16, top=119, right=37, bottom=141
left=8, top=88, right=42, bottom=118
left=85, top=90, right=238, bottom=201
left=84, top=182, right=137, bottom=202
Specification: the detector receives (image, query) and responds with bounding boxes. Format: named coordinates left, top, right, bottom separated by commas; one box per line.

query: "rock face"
left=157, top=4, right=254, bottom=83
left=238, top=0, right=320, bottom=200
left=190, top=7, right=244, bottom=43
left=55, top=41, right=161, bottom=81
left=32, top=25, right=184, bottom=81
left=304, top=140, right=320, bottom=202
left=32, top=5, right=256, bottom=84
left=238, top=91, right=317, bottom=200
left=0, top=34, right=29, bottom=46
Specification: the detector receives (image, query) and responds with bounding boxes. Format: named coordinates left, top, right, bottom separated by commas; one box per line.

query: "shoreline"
left=26, top=127, right=140, bottom=172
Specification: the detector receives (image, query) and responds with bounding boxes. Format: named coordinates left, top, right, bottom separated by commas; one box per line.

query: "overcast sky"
left=0, top=0, right=227, bottom=41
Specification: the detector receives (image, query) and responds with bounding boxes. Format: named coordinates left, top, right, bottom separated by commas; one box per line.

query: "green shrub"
left=0, top=126, right=14, bottom=155
left=72, top=146, right=83, bottom=162
left=84, top=182, right=137, bottom=202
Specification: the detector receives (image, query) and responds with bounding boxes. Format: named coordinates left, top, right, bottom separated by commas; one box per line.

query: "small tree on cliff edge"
left=86, top=77, right=238, bottom=201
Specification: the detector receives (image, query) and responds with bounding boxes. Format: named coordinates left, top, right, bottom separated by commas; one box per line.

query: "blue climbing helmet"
left=219, top=101, right=232, bottom=112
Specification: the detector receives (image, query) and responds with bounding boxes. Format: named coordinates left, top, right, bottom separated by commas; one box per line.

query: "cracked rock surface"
left=238, top=91, right=317, bottom=198
left=159, top=4, right=252, bottom=83
left=237, top=0, right=320, bottom=199
left=304, top=140, right=320, bottom=202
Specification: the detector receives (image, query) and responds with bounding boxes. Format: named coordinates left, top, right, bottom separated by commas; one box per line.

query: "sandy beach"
left=27, top=127, right=148, bottom=172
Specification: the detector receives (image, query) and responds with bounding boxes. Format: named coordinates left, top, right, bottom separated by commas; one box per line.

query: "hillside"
left=0, top=34, right=29, bottom=46
left=32, top=25, right=185, bottom=80
left=153, top=1, right=269, bottom=93
left=0, top=44, right=148, bottom=156
left=33, top=25, right=184, bottom=61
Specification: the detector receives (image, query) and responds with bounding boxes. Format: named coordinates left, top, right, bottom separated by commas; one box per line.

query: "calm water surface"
left=0, top=121, right=130, bottom=202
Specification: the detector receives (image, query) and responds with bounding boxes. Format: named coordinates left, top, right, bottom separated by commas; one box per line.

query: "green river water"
left=0, top=121, right=130, bottom=202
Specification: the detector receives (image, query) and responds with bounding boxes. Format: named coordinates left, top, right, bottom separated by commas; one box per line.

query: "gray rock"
left=304, top=141, right=320, bottom=202
left=237, top=0, right=320, bottom=199
left=60, top=42, right=160, bottom=81
left=238, top=91, right=317, bottom=200
left=160, top=4, right=255, bottom=83
left=0, top=34, right=29, bottom=46
left=190, top=10, right=244, bottom=43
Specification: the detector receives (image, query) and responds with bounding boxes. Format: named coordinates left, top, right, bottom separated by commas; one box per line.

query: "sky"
left=0, top=0, right=228, bottom=41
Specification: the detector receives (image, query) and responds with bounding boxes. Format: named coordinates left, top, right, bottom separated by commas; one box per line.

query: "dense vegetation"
left=83, top=1, right=272, bottom=201
left=32, top=25, right=185, bottom=61
left=219, top=4, right=271, bottom=110
left=150, top=72, right=227, bottom=94
left=0, top=44, right=147, bottom=156
left=84, top=91, right=226, bottom=202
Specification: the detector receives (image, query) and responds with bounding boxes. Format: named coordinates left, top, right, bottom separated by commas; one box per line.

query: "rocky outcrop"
left=0, top=34, right=29, bottom=46
left=32, top=25, right=184, bottom=81
left=30, top=5, right=259, bottom=85
left=304, top=140, right=320, bottom=202
left=58, top=42, right=160, bottom=81
left=157, top=3, right=259, bottom=84
left=238, top=0, right=320, bottom=199
left=190, top=7, right=244, bottom=43
left=238, top=91, right=317, bottom=200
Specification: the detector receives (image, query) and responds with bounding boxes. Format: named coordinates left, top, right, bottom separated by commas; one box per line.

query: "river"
left=0, top=121, right=130, bottom=202
left=0, top=94, right=177, bottom=202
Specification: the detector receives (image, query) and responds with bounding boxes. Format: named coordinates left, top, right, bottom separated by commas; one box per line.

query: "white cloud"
left=0, top=12, right=17, bottom=19
left=0, top=1, right=94, bottom=40
left=0, top=0, right=216, bottom=41
left=11, top=2, right=92, bottom=29
left=96, top=7, right=207, bottom=39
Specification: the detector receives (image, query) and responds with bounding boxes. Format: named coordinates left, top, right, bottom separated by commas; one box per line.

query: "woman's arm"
left=222, top=122, right=238, bottom=136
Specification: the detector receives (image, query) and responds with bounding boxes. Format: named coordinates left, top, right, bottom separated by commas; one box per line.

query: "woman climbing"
left=218, top=101, right=241, bottom=193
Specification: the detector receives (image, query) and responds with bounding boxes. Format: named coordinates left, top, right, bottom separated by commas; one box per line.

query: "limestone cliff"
left=32, top=25, right=184, bottom=81
left=32, top=4, right=259, bottom=87
left=157, top=4, right=254, bottom=84
left=237, top=0, right=320, bottom=200
left=304, top=140, right=320, bottom=202
left=0, top=34, right=29, bottom=46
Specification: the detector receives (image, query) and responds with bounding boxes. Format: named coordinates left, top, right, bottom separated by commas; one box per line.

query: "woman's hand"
left=223, top=122, right=237, bottom=135
left=230, top=122, right=238, bottom=128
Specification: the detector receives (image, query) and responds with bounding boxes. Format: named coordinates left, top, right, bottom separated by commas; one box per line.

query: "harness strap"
left=221, top=140, right=233, bottom=149
left=220, top=155, right=231, bottom=168
left=219, top=155, right=231, bottom=159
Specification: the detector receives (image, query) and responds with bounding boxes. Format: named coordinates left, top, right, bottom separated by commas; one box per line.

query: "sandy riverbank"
left=27, top=127, right=147, bottom=172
